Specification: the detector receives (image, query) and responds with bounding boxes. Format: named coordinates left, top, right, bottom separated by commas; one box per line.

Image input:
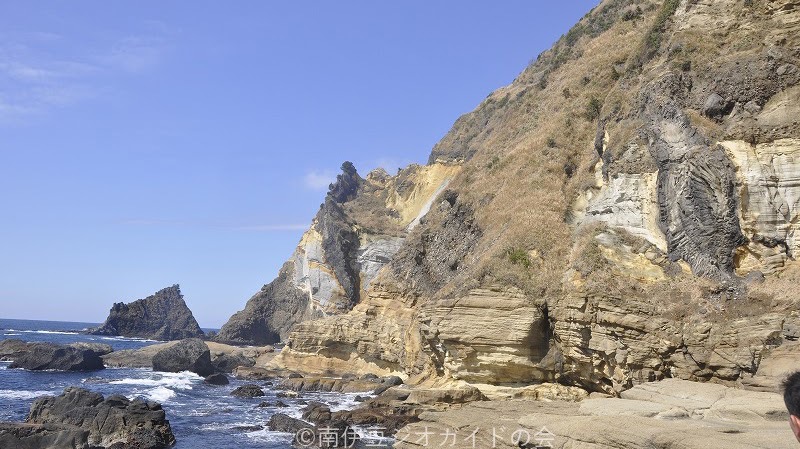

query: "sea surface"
left=0, top=318, right=362, bottom=448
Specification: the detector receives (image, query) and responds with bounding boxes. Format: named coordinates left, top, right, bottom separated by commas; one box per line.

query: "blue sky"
left=0, top=1, right=596, bottom=327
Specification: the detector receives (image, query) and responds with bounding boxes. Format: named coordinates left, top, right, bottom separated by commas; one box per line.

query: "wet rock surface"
left=230, top=384, right=265, bottom=398
left=3, top=387, right=176, bottom=449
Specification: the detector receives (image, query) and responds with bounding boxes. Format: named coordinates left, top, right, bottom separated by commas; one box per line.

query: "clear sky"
left=0, top=1, right=597, bottom=327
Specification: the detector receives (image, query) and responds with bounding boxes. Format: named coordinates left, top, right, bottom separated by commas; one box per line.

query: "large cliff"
left=217, top=162, right=460, bottom=344
left=225, top=0, right=800, bottom=394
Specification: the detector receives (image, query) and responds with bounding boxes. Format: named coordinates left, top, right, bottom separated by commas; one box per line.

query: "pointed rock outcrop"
left=91, top=284, right=204, bottom=341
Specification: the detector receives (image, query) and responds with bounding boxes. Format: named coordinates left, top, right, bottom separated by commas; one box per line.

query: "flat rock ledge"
left=395, top=379, right=793, bottom=449
left=1, top=340, right=105, bottom=371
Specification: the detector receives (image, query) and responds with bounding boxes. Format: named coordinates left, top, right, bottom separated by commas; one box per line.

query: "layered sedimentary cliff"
left=92, top=285, right=204, bottom=341
left=225, top=0, right=800, bottom=397
left=217, top=162, right=460, bottom=344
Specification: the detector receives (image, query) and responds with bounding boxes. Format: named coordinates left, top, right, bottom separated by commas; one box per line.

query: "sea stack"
left=91, top=284, right=204, bottom=341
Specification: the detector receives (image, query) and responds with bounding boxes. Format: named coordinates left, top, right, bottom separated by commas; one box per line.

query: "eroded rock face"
left=26, top=387, right=175, bottom=449
left=420, top=288, right=551, bottom=384
left=91, top=285, right=204, bottom=341
left=552, top=264, right=789, bottom=393
left=0, top=423, right=90, bottom=449
left=218, top=163, right=460, bottom=345
left=723, top=138, right=800, bottom=274
left=230, top=0, right=800, bottom=397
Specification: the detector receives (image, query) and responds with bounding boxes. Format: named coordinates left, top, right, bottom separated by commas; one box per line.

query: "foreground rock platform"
left=395, top=379, right=793, bottom=449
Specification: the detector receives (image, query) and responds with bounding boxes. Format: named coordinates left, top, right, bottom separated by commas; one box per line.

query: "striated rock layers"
left=217, top=162, right=460, bottom=344
left=223, top=0, right=800, bottom=400
left=92, top=284, right=204, bottom=341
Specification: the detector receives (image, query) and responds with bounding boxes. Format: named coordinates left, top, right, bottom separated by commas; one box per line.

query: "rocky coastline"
left=4, top=0, right=800, bottom=447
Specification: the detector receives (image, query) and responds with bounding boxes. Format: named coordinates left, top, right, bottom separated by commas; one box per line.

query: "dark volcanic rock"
left=8, top=342, right=105, bottom=371
left=204, top=373, right=229, bottom=385
left=266, top=413, right=311, bottom=434
left=641, top=75, right=747, bottom=279
left=215, top=262, right=308, bottom=345
left=0, top=338, right=32, bottom=361
left=211, top=353, right=253, bottom=373
left=152, top=338, right=214, bottom=377
left=0, top=422, right=90, bottom=449
left=27, top=387, right=175, bottom=448
left=91, top=284, right=204, bottom=341
left=230, top=384, right=265, bottom=398
left=389, top=190, right=482, bottom=295
left=69, top=342, right=114, bottom=356
left=702, top=92, right=732, bottom=119
left=301, top=402, right=332, bottom=423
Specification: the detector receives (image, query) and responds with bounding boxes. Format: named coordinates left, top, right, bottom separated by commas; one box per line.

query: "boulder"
left=151, top=338, right=214, bottom=377
left=8, top=342, right=104, bottom=371
left=91, top=284, right=204, bottom=341
left=204, top=373, right=229, bottom=385
left=230, top=384, right=265, bottom=398
left=301, top=402, right=332, bottom=423
left=266, top=413, right=311, bottom=434
left=703, top=92, right=732, bottom=118
left=211, top=353, right=253, bottom=373
left=374, top=376, right=404, bottom=395
left=26, top=387, right=174, bottom=448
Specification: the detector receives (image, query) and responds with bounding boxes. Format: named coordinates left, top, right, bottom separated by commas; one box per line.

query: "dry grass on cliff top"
left=432, top=0, right=662, bottom=300
left=407, top=0, right=795, bottom=324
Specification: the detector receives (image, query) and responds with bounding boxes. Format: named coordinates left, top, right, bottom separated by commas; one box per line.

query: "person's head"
left=783, top=371, right=800, bottom=442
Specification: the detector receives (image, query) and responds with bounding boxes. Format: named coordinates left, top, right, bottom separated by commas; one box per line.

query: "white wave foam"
left=246, top=428, right=295, bottom=443
left=110, top=371, right=200, bottom=390
left=144, top=386, right=176, bottom=402
left=2, top=333, right=20, bottom=336
left=11, top=330, right=80, bottom=335
left=201, top=421, right=261, bottom=432
left=98, top=336, right=161, bottom=343
left=0, top=389, right=54, bottom=400
left=313, top=392, right=367, bottom=412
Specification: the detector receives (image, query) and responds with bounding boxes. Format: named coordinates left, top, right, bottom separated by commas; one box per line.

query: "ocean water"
left=0, top=318, right=361, bottom=448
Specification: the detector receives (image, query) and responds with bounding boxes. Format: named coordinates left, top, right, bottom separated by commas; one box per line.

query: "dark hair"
left=783, top=371, right=800, bottom=417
